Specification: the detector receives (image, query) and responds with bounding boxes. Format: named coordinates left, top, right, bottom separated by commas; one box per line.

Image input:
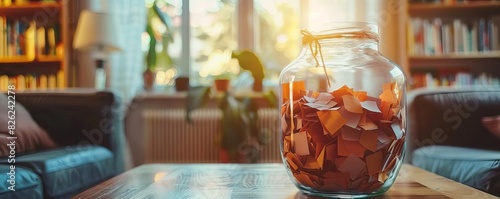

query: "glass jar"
left=279, top=22, right=406, bottom=198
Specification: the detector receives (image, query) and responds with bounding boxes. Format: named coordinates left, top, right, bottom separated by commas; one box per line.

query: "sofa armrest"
left=407, top=87, right=500, bottom=162
left=15, top=91, right=116, bottom=151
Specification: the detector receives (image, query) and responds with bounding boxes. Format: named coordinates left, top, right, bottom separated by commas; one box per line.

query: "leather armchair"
left=407, top=86, right=500, bottom=196
left=0, top=90, right=126, bottom=199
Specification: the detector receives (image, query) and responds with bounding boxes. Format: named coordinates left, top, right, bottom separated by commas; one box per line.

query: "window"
left=190, top=0, right=237, bottom=85
left=144, top=0, right=183, bottom=86
left=254, top=0, right=301, bottom=85
left=145, top=0, right=356, bottom=88
left=144, top=0, right=301, bottom=88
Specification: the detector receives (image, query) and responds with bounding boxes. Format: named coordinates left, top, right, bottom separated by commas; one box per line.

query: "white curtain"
left=86, top=0, right=146, bottom=106
left=85, top=0, right=146, bottom=170
left=106, top=0, right=145, bottom=104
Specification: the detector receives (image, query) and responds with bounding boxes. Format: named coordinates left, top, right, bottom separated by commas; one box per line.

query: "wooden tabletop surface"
left=73, top=163, right=497, bottom=199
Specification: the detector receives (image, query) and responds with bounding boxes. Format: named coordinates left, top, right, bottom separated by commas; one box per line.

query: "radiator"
left=143, top=108, right=281, bottom=163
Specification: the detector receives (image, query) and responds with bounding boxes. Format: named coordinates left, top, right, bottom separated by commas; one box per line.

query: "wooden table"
left=73, top=163, right=497, bottom=199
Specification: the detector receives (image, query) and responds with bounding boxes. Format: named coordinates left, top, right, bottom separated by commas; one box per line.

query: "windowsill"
left=136, top=85, right=279, bottom=101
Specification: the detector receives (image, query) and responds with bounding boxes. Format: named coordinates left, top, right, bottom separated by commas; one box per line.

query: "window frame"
left=177, top=0, right=307, bottom=86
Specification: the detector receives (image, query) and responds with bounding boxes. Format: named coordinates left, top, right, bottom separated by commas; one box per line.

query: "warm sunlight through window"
left=145, top=0, right=360, bottom=88
left=144, top=0, right=182, bottom=86
left=190, top=0, right=237, bottom=85
left=254, top=0, right=300, bottom=85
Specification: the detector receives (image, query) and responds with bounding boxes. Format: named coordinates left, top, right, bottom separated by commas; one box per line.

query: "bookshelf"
left=0, top=0, right=67, bottom=91
left=405, top=0, right=500, bottom=88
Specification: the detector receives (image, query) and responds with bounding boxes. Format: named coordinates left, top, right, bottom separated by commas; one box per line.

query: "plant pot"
left=143, top=69, right=156, bottom=91
left=214, top=79, right=230, bottom=92
left=175, top=76, right=189, bottom=91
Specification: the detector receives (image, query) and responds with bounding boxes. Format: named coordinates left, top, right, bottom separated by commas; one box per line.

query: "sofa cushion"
left=407, top=88, right=500, bottom=163
left=482, top=115, right=500, bottom=139
left=15, top=92, right=115, bottom=150
left=412, top=145, right=500, bottom=194
left=0, top=145, right=114, bottom=198
left=0, top=165, right=43, bottom=199
left=0, top=94, right=57, bottom=157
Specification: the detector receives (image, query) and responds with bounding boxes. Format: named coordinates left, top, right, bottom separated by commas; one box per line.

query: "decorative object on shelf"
left=174, top=76, right=189, bottom=91
left=144, top=0, right=174, bottom=91
left=186, top=86, right=277, bottom=163
left=279, top=22, right=407, bottom=198
left=231, top=50, right=265, bottom=92
left=73, top=9, right=122, bottom=90
left=214, top=79, right=230, bottom=92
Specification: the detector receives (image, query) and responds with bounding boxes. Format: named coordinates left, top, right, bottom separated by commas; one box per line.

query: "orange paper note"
left=304, top=156, right=321, bottom=170
left=354, top=91, right=367, bottom=102
left=317, top=146, right=326, bottom=170
left=339, top=107, right=362, bottom=129
left=332, top=85, right=354, bottom=99
left=359, top=131, right=378, bottom=152
left=338, top=137, right=366, bottom=157
left=338, top=155, right=366, bottom=179
left=341, top=126, right=361, bottom=141
left=366, top=151, right=383, bottom=176
left=282, top=81, right=306, bottom=101
left=342, top=95, right=363, bottom=114
left=293, top=131, right=310, bottom=156
left=318, top=110, right=346, bottom=136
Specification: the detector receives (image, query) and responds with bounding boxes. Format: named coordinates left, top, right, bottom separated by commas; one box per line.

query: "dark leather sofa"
left=407, top=87, right=500, bottom=196
left=0, top=91, right=126, bottom=199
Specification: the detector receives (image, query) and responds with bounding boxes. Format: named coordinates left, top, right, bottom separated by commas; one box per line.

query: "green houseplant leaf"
left=152, top=3, right=174, bottom=43
left=146, top=24, right=157, bottom=70
left=145, top=1, right=174, bottom=71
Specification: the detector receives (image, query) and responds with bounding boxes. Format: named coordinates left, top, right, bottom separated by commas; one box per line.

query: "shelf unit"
left=405, top=0, right=500, bottom=88
left=408, top=1, right=500, bottom=16
left=0, top=1, right=67, bottom=90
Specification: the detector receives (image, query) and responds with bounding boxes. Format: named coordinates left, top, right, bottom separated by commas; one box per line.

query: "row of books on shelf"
left=0, top=0, right=55, bottom=6
left=408, top=17, right=500, bottom=56
left=0, top=71, right=64, bottom=91
left=411, top=72, right=499, bottom=88
left=0, top=16, right=61, bottom=60
left=409, top=0, right=500, bottom=4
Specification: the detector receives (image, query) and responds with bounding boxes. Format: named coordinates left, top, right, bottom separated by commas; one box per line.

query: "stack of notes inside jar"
left=281, top=82, right=404, bottom=192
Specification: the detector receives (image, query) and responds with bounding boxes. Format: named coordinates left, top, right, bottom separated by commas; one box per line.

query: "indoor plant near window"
left=187, top=52, right=275, bottom=162
left=144, top=1, right=174, bottom=90
left=186, top=86, right=277, bottom=163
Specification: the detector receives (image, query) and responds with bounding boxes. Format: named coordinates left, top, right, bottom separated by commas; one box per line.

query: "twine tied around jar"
left=301, top=29, right=332, bottom=88
left=301, top=29, right=380, bottom=89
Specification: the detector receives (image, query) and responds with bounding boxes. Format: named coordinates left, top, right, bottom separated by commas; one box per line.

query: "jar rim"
left=308, top=21, right=379, bottom=36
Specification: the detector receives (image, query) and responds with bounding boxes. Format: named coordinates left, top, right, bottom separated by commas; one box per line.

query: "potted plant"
left=185, top=50, right=272, bottom=162
left=144, top=1, right=174, bottom=90
left=186, top=86, right=277, bottom=163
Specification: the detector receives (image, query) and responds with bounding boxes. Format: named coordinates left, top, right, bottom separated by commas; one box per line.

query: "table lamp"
left=73, top=10, right=122, bottom=90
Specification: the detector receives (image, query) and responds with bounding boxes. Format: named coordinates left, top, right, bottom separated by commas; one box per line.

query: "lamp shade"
left=73, top=10, right=122, bottom=52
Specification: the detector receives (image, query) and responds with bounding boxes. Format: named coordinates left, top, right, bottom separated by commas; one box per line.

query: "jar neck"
left=301, top=32, right=380, bottom=53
